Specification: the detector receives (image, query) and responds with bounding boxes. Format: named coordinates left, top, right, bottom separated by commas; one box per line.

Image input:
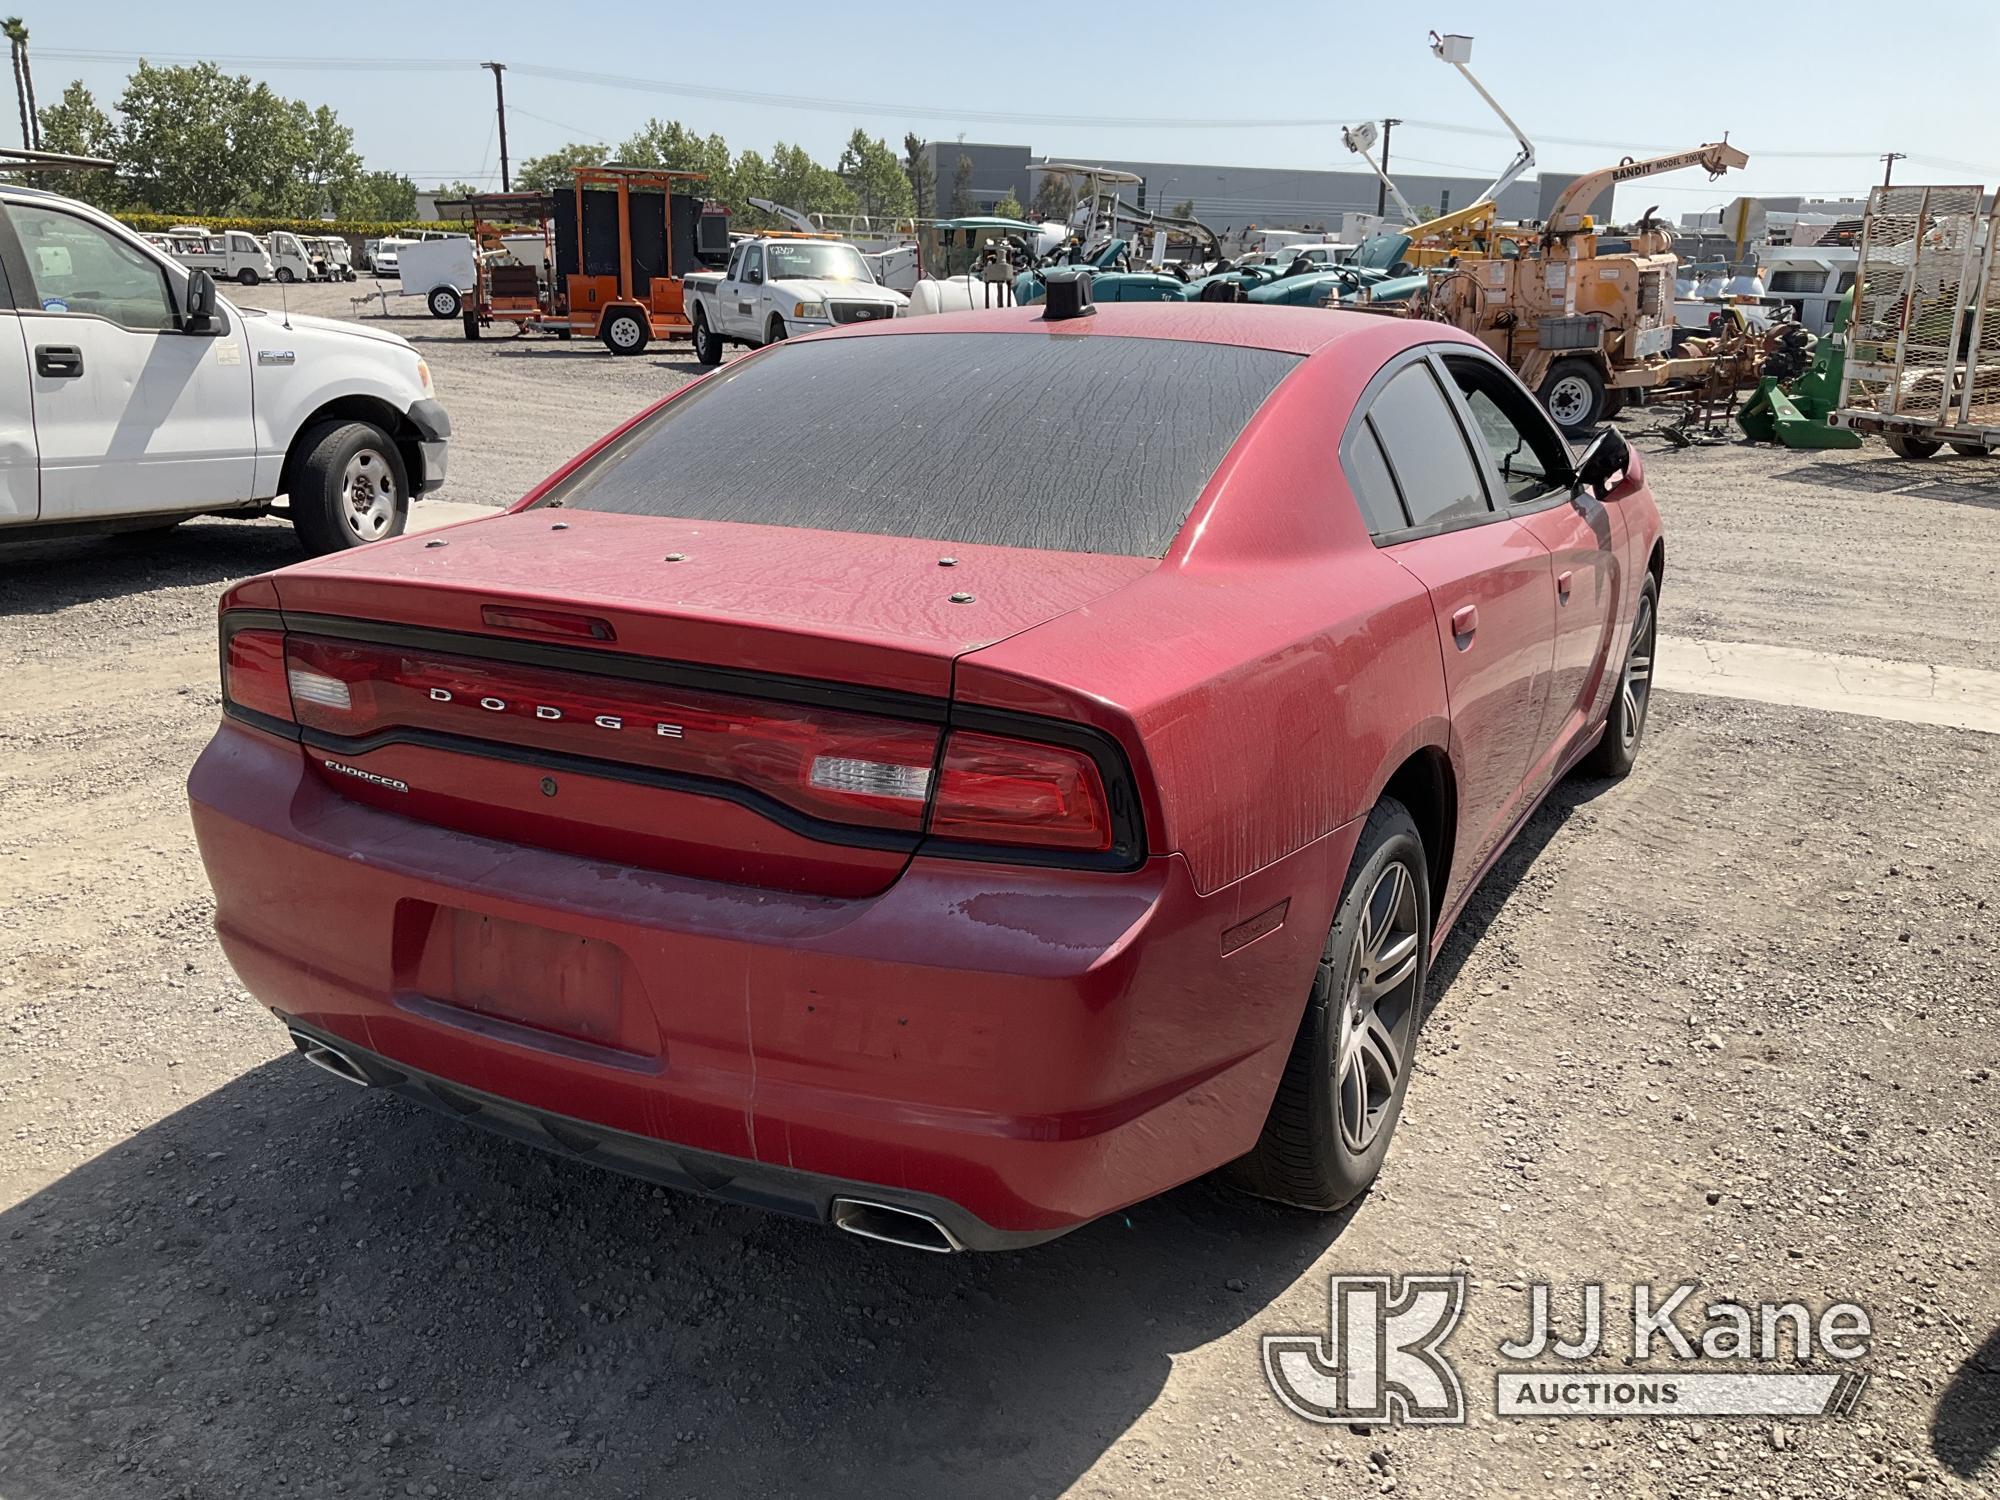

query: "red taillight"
left=929, top=730, right=1113, bottom=853
left=223, top=629, right=293, bottom=722
left=280, top=635, right=941, bottom=833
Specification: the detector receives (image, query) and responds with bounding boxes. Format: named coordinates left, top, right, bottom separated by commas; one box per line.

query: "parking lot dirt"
left=2, top=281, right=1996, bottom=1498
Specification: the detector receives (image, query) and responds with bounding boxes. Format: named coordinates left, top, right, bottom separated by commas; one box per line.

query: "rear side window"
left=1365, top=363, right=1490, bottom=529
left=545, top=333, right=1299, bottom=557
left=1344, top=420, right=1408, bottom=533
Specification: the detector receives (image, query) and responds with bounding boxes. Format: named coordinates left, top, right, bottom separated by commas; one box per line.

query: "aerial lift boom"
left=1428, top=32, right=1535, bottom=207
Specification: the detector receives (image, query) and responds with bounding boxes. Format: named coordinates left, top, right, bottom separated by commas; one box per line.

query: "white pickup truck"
left=682, top=236, right=907, bottom=365
left=0, top=185, right=450, bottom=554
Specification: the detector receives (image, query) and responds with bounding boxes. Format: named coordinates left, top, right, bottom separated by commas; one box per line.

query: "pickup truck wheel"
left=237, top=268, right=260, bottom=287
left=692, top=310, right=722, bottom=365
left=765, top=316, right=788, bottom=345
left=290, top=421, right=411, bottom=555
left=428, top=286, right=462, bottom=319
left=602, top=311, right=649, bottom=355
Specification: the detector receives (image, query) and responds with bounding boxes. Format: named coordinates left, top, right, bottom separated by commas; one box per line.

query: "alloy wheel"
left=1333, top=859, right=1421, bottom=1155
left=1619, top=592, right=1657, bottom=749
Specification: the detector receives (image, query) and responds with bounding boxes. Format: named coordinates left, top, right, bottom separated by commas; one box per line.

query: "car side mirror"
left=184, top=269, right=218, bottom=331
left=1575, top=426, right=1635, bottom=498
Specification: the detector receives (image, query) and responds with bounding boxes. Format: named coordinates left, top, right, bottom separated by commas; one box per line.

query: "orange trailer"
left=553, top=166, right=730, bottom=354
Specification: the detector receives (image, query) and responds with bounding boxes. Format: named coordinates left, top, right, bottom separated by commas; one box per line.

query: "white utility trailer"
left=1835, top=183, right=2000, bottom=459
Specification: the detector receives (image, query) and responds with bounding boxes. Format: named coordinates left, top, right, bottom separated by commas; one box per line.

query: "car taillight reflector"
left=286, top=666, right=352, bottom=712
left=929, top=730, right=1113, bottom=852
left=224, top=629, right=292, bottom=722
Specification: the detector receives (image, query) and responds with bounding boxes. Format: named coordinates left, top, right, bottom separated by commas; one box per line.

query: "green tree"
left=902, top=133, right=933, bottom=219
left=33, top=80, right=118, bottom=205
left=765, top=140, right=856, bottom=220
left=1169, top=198, right=1195, bottom=221
left=115, top=61, right=323, bottom=215
left=836, top=129, right=913, bottom=222
left=342, top=169, right=417, bottom=220
left=730, top=148, right=771, bottom=220
left=298, top=103, right=361, bottom=218
left=990, top=191, right=1024, bottom=221
left=1031, top=171, right=1075, bottom=223
left=948, top=152, right=973, bottom=217
left=516, top=141, right=606, bottom=194
left=617, top=117, right=732, bottom=201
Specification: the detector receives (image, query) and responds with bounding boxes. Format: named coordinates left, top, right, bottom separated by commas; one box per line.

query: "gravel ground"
left=1, top=280, right=1996, bottom=1498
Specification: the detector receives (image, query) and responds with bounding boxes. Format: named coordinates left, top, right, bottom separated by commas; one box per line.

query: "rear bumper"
left=189, top=721, right=1341, bottom=1240
left=278, top=1016, right=1064, bottom=1249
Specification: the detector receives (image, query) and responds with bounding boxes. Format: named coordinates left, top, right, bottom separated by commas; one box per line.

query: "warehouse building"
left=918, top=140, right=1609, bottom=230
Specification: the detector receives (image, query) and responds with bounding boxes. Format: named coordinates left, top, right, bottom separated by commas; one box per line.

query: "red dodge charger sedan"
left=189, top=300, right=1661, bottom=1252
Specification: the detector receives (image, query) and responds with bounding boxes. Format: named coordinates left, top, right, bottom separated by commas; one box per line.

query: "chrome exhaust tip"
left=830, top=1197, right=963, bottom=1253
left=287, top=1027, right=371, bottom=1087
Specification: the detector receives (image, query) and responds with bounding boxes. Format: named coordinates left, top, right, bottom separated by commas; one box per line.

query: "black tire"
left=1948, top=441, right=1991, bottom=457
left=462, top=310, right=481, bottom=341
left=237, top=267, right=259, bottom=287
left=428, top=286, right=462, bottom=320
left=1539, top=358, right=1608, bottom=434
left=1582, top=570, right=1659, bottom=778
left=601, top=310, right=649, bottom=355
left=692, top=309, right=722, bottom=365
left=1884, top=433, right=1942, bottom=460
left=1602, top=388, right=1628, bottom=419
left=288, top=421, right=410, bottom=556
left=765, top=316, right=788, bottom=346
left=1231, top=798, right=1430, bottom=1212
left=275, top=266, right=295, bottom=285
left=554, top=326, right=573, bottom=340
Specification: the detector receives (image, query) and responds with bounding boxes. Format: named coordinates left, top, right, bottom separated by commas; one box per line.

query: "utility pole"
left=1376, top=119, right=1401, bottom=216
left=482, top=62, right=510, bottom=191
left=1879, top=151, right=1905, bottom=188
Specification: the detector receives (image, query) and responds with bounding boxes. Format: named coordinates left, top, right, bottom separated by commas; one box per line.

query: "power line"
left=36, top=46, right=2000, bottom=177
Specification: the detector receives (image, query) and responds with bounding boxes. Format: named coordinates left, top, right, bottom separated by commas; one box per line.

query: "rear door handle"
left=35, top=344, right=83, bottom=378
left=1556, top=570, right=1574, bottom=599
left=1450, top=604, right=1478, bottom=644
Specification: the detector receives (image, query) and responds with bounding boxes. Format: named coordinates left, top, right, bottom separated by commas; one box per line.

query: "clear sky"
left=28, top=0, right=2000, bottom=219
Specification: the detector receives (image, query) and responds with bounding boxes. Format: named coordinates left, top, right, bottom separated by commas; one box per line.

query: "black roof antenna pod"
left=1042, top=270, right=1096, bottom=322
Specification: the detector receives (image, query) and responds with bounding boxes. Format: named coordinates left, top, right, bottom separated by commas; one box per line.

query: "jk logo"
left=1263, top=1274, right=1468, bottom=1426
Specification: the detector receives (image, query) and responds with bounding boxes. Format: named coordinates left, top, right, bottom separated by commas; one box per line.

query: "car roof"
left=823, top=301, right=1458, bottom=357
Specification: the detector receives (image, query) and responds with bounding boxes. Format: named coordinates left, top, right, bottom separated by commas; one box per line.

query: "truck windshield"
left=765, top=242, right=873, bottom=283
left=538, top=332, right=1299, bottom=557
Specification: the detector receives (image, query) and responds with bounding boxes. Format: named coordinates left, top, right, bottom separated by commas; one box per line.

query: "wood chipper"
left=1420, top=141, right=1751, bottom=432
left=551, top=167, right=731, bottom=354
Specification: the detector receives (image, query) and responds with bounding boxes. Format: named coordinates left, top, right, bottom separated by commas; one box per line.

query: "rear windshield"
left=541, top=332, right=1299, bottom=556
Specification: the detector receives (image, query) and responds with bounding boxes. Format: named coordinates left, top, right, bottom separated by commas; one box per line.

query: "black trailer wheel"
left=462, top=310, right=481, bottom=341
left=1884, top=433, right=1942, bottom=460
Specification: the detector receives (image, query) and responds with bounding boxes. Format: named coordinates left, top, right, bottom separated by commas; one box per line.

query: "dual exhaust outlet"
left=287, top=1027, right=964, bottom=1252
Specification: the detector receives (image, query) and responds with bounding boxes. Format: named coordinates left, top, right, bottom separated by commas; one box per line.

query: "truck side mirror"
left=184, top=269, right=218, bottom=332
